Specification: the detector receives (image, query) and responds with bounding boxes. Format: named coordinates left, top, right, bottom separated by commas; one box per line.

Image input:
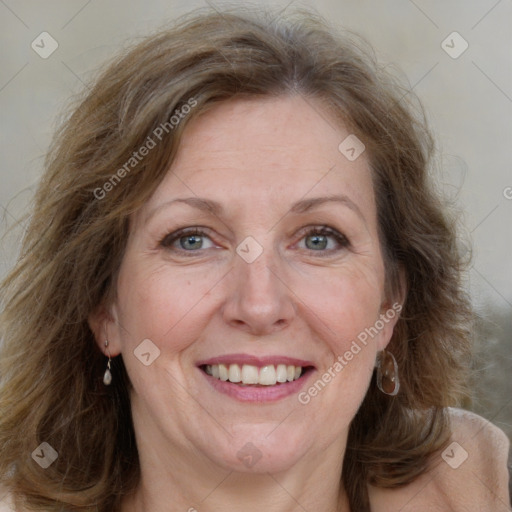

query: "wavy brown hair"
left=0, top=7, right=472, bottom=511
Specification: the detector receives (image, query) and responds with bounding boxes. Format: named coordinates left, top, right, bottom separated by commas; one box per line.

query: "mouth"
left=199, top=363, right=315, bottom=386
left=196, top=354, right=316, bottom=402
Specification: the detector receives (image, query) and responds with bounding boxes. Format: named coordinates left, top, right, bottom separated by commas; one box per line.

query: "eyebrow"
left=145, top=194, right=366, bottom=224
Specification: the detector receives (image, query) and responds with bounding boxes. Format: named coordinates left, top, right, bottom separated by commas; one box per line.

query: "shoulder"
left=428, top=407, right=510, bottom=509
left=444, top=407, right=510, bottom=463
left=446, top=407, right=510, bottom=459
left=448, top=406, right=509, bottom=439
left=369, top=408, right=511, bottom=512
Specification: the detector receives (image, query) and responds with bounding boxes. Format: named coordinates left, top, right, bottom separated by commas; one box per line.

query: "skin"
left=89, top=95, right=404, bottom=512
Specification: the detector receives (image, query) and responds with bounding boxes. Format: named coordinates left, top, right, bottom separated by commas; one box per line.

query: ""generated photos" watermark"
left=298, top=302, right=402, bottom=404
left=94, top=97, right=197, bottom=200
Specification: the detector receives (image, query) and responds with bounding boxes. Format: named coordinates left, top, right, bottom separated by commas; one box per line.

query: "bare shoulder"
left=369, top=408, right=511, bottom=512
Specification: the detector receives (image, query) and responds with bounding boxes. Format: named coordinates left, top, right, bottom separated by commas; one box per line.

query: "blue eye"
left=300, top=227, right=349, bottom=252
left=160, top=228, right=214, bottom=251
left=159, top=226, right=349, bottom=255
left=178, top=234, right=205, bottom=250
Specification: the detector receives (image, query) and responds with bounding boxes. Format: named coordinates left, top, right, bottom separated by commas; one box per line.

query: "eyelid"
left=294, top=225, right=350, bottom=251
left=158, top=224, right=350, bottom=255
left=158, top=227, right=217, bottom=251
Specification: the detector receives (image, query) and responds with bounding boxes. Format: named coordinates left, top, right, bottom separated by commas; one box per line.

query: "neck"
left=122, top=472, right=350, bottom=512
left=121, top=432, right=351, bottom=512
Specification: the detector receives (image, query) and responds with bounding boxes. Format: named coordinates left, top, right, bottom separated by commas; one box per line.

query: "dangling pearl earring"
left=103, top=339, right=112, bottom=386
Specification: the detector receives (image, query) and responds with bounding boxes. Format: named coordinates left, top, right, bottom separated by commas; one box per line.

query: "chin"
left=204, top=425, right=314, bottom=474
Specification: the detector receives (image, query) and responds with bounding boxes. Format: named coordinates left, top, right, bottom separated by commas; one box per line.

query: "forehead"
left=144, top=95, right=376, bottom=220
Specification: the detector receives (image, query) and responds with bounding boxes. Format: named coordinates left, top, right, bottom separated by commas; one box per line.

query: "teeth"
left=259, top=365, right=276, bottom=385
left=228, top=364, right=241, bottom=383
left=204, top=363, right=304, bottom=385
left=218, top=364, right=228, bottom=381
left=241, top=364, right=259, bottom=384
left=276, top=364, right=288, bottom=383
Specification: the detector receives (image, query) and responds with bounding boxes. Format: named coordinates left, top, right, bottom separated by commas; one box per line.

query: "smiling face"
left=92, top=94, right=401, bottom=475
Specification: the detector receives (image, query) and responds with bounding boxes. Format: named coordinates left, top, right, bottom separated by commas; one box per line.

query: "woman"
left=0, top=7, right=509, bottom=512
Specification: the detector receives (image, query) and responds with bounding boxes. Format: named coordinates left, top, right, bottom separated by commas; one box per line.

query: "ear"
left=376, top=265, right=407, bottom=351
left=88, top=302, right=122, bottom=356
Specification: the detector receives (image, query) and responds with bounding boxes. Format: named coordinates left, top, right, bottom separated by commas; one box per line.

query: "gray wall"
left=1, top=1, right=511, bottom=437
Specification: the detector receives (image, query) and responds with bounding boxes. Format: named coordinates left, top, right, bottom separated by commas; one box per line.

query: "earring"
left=103, top=340, right=112, bottom=386
left=376, top=349, right=399, bottom=396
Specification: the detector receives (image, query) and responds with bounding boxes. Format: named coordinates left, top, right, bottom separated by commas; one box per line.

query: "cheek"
left=295, top=270, right=383, bottom=423
left=291, top=260, right=386, bottom=410
left=114, top=259, right=221, bottom=353
left=293, top=261, right=385, bottom=346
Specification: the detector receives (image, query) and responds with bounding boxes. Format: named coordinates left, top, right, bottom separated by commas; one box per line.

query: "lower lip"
left=199, top=368, right=315, bottom=403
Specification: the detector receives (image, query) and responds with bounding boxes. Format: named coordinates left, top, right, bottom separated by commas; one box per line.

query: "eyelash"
left=158, top=226, right=350, bottom=256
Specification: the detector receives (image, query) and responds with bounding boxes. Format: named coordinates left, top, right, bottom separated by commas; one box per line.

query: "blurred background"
left=0, top=0, right=511, bottom=470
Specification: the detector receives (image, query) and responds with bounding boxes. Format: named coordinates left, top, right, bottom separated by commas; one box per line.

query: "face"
left=92, top=95, right=401, bottom=475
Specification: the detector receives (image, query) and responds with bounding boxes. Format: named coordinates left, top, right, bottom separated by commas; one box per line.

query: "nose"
left=221, top=246, right=296, bottom=337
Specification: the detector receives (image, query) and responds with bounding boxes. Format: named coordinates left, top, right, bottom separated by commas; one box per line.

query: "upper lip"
left=196, top=353, right=316, bottom=368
